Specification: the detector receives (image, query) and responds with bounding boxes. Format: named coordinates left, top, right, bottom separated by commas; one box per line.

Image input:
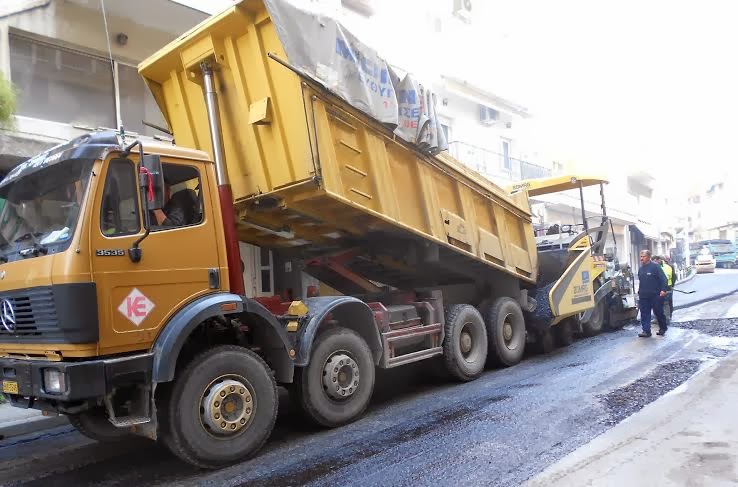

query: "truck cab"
left=0, top=130, right=226, bottom=357
left=0, top=132, right=298, bottom=456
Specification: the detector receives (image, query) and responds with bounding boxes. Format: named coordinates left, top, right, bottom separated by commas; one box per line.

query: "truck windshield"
left=0, top=158, right=94, bottom=261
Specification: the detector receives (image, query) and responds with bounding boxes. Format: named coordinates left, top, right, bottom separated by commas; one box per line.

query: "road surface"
left=2, top=270, right=737, bottom=487
left=673, top=268, right=738, bottom=311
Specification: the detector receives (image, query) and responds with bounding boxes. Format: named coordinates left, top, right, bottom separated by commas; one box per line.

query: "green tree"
left=0, top=71, right=17, bottom=127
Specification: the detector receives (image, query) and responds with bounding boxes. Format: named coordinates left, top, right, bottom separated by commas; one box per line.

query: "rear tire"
left=443, top=305, right=488, bottom=381
left=485, top=297, right=526, bottom=367
left=292, top=328, right=375, bottom=428
left=533, top=329, right=556, bottom=354
left=553, top=320, right=574, bottom=347
left=69, top=408, right=130, bottom=442
left=159, top=345, right=278, bottom=469
left=581, top=299, right=606, bottom=337
left=607, top=317, right=626, bottom=331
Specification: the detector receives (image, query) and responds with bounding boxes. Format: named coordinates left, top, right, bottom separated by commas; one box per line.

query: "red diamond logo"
left=118, top=288, right=155, bottom=327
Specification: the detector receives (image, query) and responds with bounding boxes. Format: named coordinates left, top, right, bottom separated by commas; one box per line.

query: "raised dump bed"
left=139, top=0, right=537, bottom=291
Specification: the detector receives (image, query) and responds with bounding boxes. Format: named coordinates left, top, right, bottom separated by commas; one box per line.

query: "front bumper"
left=0, top=353, right=153, bottom=402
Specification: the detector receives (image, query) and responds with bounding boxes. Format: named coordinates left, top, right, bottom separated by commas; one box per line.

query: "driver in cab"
left=152, top=183, right=198, bottom=228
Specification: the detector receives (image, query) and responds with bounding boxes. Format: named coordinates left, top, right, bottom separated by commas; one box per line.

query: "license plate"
left=2, top=380, right=18, bottom=394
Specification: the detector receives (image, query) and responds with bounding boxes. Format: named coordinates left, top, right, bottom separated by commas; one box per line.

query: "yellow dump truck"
left=0, top=0, right=635, bottom=469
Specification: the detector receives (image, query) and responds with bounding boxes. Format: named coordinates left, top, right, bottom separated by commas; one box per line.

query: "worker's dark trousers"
left=640, top=295, right=667, bottom=334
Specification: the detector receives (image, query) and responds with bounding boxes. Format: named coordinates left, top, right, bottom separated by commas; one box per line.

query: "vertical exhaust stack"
left=201, top=62, right=245, bottom=296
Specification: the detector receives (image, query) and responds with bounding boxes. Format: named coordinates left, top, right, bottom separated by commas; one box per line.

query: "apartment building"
left=0, top=0, right=208, bottom=175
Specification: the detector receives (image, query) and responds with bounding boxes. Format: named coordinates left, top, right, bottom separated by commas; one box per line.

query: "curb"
left=674, top=268, right=697, bottom=286
left=672, top=287, right=738, bottom=312
left=0, top=413, right=69, bottom=441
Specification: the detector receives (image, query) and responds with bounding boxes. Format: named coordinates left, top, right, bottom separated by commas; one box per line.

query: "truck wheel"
left=607, top=317, right=625, bottom=331
left=159, top=345, right=277, bottom=469
left=533, top=329, right=556, bottom=354
left=553, top=320, right=574, bottom=347
left=69, top=408, right=130, bottom=442
left=443, top=305, right=488, bottom=381
left=485, top=297, right=526, bottom=367
left=293, top=328, right=375, bottom=428
left=581, top=299, right=606, bottom=337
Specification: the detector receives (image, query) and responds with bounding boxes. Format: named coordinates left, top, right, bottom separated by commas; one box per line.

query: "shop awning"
left=630, top=222, right=659, bottom=241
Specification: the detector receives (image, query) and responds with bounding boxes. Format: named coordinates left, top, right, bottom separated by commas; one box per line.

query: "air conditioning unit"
left=479, top=105, right=498, bottom=126
left=453, top=0, right=471, bottom=23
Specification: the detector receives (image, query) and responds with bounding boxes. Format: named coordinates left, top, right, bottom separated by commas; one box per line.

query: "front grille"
left=0, top=283, right=98, bottom=344
left=2, top=287, right=57, bottom=337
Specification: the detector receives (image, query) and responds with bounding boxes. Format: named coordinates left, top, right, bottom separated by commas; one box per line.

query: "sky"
left=469, top=0, right=738, bottom=193
left=179, top=0, right=738, bottom=193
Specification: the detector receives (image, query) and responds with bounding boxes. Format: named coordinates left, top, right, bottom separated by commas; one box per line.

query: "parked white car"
left=695, top=247, right=716, bottom=273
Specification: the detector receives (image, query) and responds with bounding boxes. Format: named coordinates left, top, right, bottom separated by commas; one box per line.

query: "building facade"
left=686, top=178, right=738, bottom=243
left=0, top=0, right=207, bottom=175
left=337, top=0, right=547, bottom=186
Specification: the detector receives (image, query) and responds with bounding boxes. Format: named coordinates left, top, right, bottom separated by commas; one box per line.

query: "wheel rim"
left=459, top=321, right=484, bottom=363
left=501, top=312, right=520, bottom=351
left=460, top=329, right=473, bottom=355
left=502, top=313, right=514, bottom=344
left=200, top=375, right=254, bottom=439
left=322, top=352, right=360, bottom=400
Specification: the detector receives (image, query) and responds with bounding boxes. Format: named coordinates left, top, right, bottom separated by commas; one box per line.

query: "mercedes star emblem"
left=1, top=299, right=16, bottom=332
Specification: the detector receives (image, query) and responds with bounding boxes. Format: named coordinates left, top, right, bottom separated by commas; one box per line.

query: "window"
left=258, top=248, right=274, bottom=294
left=10, top=35, right=116, bottom=128
left=118, top=63, right=168, bottom=136
left=9, top=35, right=167, bottom=136
left=101, top=159, right=140, bottom=237
left=152, top=164, right=203, bottom=231
left=501, top=140, right=511, bottom=170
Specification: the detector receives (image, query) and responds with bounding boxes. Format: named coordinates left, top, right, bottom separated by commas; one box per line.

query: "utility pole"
left=684, top=229, right=690, bottom=268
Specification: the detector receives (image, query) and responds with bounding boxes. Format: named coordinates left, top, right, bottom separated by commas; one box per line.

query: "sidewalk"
left=526, top=353, right=738, bottom=487
left=0, top=402, right=68, bottom=440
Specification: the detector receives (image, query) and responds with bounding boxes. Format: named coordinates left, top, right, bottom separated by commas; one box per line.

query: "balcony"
left=448, top=141, right=550, bottom=183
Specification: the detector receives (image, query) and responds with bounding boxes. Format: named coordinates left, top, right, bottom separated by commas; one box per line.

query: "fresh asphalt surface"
left=1, top=271, right=737, bottom=487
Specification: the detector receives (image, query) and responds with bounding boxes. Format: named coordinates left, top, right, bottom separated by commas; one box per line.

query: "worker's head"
left=653, top=255, right=663, bottom=264
left=639, top=249, right=652, bottom=265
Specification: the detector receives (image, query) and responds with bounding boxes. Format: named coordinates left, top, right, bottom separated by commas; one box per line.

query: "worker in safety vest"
left=652, top=255, right=675, bottom=322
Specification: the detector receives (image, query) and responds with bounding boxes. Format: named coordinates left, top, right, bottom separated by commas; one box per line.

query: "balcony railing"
left=448, top=141, right=551, bottom=182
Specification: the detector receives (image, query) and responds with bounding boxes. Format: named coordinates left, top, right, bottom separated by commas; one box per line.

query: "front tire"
left=581, top=299, right=606, bottom=336
left=485, top=297, right=526, bottom=367
left=292, top=328, right=375, bottom=428
left=69, top=408, right=131, bottom=442
left=443, top=305, right=488, bottom=381
left=159, top=345, right=278, bottom=469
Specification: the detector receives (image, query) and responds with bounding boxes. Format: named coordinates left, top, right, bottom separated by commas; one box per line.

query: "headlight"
left=43, top=369, right=66, bottom=394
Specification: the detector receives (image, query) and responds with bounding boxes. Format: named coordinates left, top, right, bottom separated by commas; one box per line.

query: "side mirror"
left=141, top=154, right=165, bottom=210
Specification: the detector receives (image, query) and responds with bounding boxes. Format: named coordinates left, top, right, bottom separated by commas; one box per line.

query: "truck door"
left=91, top=157, right=222, bottom=354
